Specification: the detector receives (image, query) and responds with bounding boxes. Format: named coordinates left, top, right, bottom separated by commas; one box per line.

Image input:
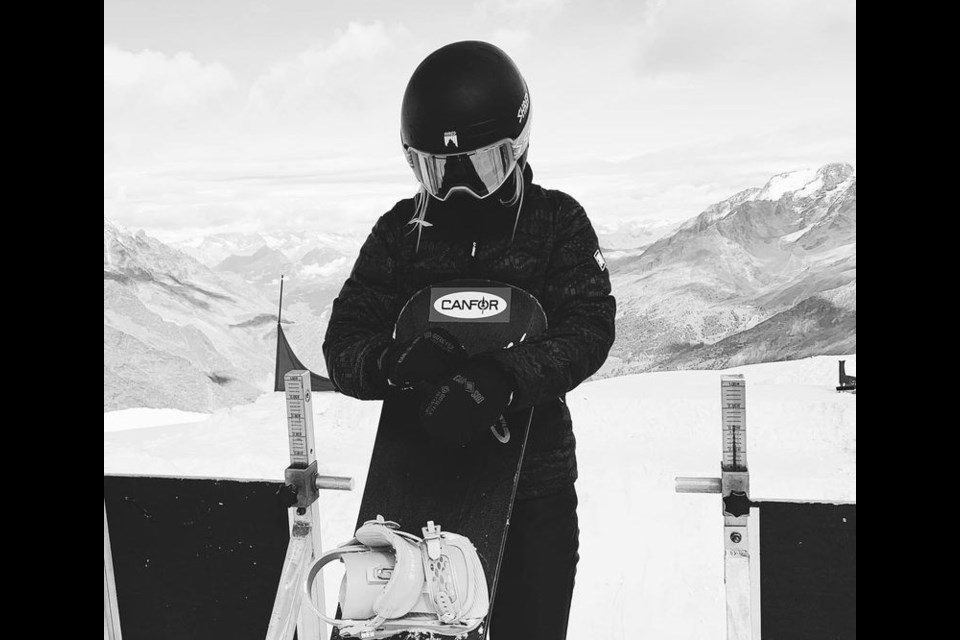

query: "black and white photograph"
left=104, top=2, right=856, bottom=638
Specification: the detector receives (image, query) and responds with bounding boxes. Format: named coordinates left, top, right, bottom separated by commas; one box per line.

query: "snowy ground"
left=103, top=408, right=211, bottom=432
left=104, top=355, right=856, bottom=640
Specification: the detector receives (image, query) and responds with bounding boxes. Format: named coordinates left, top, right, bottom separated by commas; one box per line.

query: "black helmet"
left=401, top=41, right=531, bottom=201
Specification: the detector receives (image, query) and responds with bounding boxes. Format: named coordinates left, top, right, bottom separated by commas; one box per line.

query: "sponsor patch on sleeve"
left=593, top=248, right=607, bottom=271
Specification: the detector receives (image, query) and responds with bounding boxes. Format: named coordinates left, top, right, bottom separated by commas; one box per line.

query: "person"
left=323, top=40, right=616, bottom=639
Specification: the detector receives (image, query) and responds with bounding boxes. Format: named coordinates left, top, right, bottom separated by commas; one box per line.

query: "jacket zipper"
left=469, top=240, right=479, bottom=277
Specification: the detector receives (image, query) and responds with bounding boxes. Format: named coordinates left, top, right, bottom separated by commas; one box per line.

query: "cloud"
left=487, top=28, right=533, bottom=52
left=633, top=0, right=856, bottom=78
left=104, top=44, right=237, bottom=111
left=104, top=45, right=242, bottom=169
left=247, top=21, right=409, bottom=124
left=103, top=4, right=855, bottom=244
left=103, top=156, right=416, bottom=244
left=478, top=0, right=568, bottom=15
left=299, top=257, right=348, bottom=280
left=541, top=117, right=856, bottom=227
left=323, top=21, right=398, bottom=61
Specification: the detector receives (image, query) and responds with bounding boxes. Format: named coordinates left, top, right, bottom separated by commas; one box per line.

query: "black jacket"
left=323, top=165, right=616, bottom=498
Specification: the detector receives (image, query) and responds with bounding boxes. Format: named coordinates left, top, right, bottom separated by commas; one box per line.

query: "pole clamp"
left=284, top=460, right=320, bottom=509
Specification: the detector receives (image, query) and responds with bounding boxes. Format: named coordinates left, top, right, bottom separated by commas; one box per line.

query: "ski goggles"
left=405, top=119, right=531, bottom=201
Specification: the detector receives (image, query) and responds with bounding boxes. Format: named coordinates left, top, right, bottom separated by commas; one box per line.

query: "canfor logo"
left=434, top=291, right=508, bottom=319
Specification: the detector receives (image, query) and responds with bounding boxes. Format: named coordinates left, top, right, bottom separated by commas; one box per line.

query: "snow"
left=755, top=168, right=819, bottom=201
left=753, top=163, right=853, bottom=203
left=780, top=224, right=815, bottom=244
left=299, top=257, right=349, bottom=279
left=103, top=355, right=855, bottom=639
left=794, top=174, right=825, bottom=199
left=806, top=242, right=857, bottom=269
left=104, top=408, right=211, bottom=432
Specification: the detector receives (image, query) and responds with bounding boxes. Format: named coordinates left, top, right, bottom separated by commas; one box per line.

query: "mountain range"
left=602, top=162, right=855, bottom=375
left=105, top=220, right=288, bottom=411
left=104, top=163, right=855, bottom=411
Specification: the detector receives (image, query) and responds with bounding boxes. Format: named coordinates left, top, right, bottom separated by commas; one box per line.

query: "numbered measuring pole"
left=676, top=374, right=755, bottom=640
left=720, top=375, right=751, bottom=640
left=722, top=375, right=747, bottom=472
left=285, top=371, right=317, bottom=468
left=266, top=371, right=354, bottom=640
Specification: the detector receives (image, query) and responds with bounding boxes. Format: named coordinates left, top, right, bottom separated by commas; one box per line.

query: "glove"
left=416, top=360, right=515, bottom=446
left=378, top=328, right=468, bottom=388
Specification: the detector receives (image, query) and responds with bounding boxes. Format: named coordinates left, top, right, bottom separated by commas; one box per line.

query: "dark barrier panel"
left=103, top=475, right=292, bottom=640
left=760, top=502, right=856, bottom=640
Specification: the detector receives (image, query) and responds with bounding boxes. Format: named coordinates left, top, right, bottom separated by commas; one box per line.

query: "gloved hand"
left=378, top=328, right=468, bottom=388
left=416, top=360, right=515, bottom=446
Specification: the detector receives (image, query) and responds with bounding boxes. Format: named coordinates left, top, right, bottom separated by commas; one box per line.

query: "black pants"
left=490, top=483, right=580, bottom=639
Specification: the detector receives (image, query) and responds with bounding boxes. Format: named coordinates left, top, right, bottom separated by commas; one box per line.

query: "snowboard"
left=331, top=279, right=547, bottom=640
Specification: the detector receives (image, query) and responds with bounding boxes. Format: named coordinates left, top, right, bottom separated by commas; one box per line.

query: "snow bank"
left=103, top=408, right=211, bottom=432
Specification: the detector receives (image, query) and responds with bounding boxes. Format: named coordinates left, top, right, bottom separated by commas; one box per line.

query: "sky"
left=104, top=0, right=857, bottom=243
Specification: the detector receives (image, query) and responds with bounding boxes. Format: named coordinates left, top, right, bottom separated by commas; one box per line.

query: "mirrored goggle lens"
left=409, top=142, right=514, bottom=200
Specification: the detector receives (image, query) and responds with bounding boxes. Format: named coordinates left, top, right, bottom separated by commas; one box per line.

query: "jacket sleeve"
left=483, top=195, right=616, bottom=408
left=322, top=213, right=401, bottom=400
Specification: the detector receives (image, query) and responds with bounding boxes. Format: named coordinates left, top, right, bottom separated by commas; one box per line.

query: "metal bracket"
left=284, top=461, right=320, bottom=510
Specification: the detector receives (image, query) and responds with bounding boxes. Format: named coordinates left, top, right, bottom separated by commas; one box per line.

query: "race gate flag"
left=428, top=287, right=512, bottom=323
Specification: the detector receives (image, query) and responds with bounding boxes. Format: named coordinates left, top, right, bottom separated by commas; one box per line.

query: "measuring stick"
left=266, top=371, right=327, bottom=640
left=675, top=374, right=754, bottom=640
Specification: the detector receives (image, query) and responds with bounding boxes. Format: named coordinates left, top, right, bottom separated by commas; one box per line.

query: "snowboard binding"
left=304, top=515, right=489, bottom=639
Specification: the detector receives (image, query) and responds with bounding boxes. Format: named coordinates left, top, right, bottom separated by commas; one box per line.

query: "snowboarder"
left=323, top=40, right=616, bottom=639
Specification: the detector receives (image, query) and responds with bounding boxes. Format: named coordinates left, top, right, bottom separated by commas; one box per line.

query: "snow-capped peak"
left=815, top=162, right=856, bottom=189
left=755, top=163, right=855, bottom=202
left=755, top=168, right=819, bottom=201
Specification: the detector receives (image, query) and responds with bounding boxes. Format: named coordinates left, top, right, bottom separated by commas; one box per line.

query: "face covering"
left=426, top=166, right=524, bottom=241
